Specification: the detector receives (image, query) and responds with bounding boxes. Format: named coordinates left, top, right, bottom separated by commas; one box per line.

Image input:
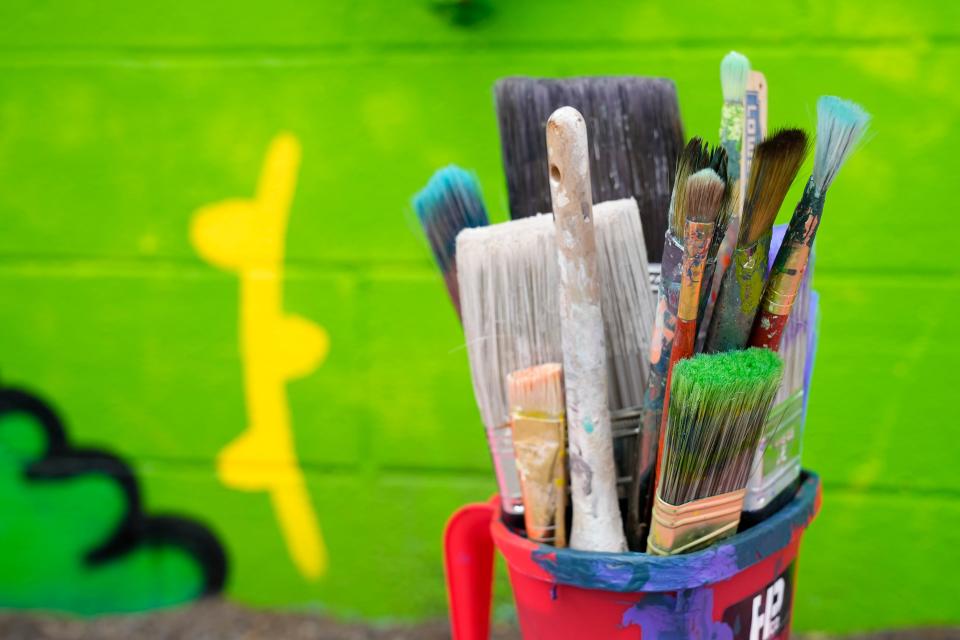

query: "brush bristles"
left=813, top=96, right=871, bottom=194
left=720, top=51, right=750, bottom=103
left=684, top=169, right=726, bottom=224
left=739, top=129, right=809, bottom=245
left=669, top=139, right=729, bottom=237
left=458, top=200, right=652, bottom=427
left=659, top=348, right=784, bottom=505
left=413, top=165, right=489, bottom=272
left=508, top=363, right=565, bottom=417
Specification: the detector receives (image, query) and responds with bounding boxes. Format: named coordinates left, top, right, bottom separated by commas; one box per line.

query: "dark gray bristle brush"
left=494, top=76, right=685, bottom=261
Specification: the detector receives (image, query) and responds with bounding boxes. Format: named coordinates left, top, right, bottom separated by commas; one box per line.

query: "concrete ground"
left=0, top=600, right=956, bottom=639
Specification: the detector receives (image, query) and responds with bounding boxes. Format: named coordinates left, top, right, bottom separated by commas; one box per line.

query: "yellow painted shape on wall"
left=190, top=133, right=329, bottom=580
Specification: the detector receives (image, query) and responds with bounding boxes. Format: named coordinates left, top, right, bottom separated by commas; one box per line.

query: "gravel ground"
left=0, top=599, right=956, bottom=639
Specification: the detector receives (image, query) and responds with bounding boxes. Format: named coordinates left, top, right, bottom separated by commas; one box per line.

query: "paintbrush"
left=457, top=199, right=653, bottom=524
left=704, top=129, right=808, bottom=353
left=698, top=68, right=767, bottom=348
left=655, top=169, right=727, bottom=475
left=710, top=52, right=751, bottom=285
left=508, top=363, right=567, bottom=547
left=742, top=226, right=818, bottom=524
left=412, top=165, right=489, bottom=319
left=494, top=76, right=685, bottom=261
left=647, top=348, right=784, bottom=555
left=627, top=139, right=726, bottom=549
left=751, top=96, right=871, bottom=350
left=546, top=106, right=625, bottom=552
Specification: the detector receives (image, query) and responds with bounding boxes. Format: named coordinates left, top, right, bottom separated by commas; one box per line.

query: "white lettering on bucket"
left=750, top=577, right=785, bottom=640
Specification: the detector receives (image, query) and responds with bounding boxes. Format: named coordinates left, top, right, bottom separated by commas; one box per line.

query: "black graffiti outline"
left=0, top=386, right=227, bottom=596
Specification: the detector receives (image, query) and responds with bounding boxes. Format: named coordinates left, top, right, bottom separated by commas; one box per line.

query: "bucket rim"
left=491, top=469, right=821, bottom=593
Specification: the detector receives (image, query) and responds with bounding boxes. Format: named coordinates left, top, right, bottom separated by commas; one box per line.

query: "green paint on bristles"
left=659, top=348, right=784, bottom=506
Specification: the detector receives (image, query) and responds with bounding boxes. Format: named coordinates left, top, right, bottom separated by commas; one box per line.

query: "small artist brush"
left=412, top=165, right=489, bottom=319
left=547, top=106, right=625, bottom=552
left=658, top=168, right=727, bottom=433
left=704, top=129, right=808, bottom=353
left=711, top=52, right=751, bottom=280
left=494, top=76, right=684, bottom=261
left=648, top=348, right=784, bottom=555
left=628, top=139, right=725, bottom=549
left=508, top=363, right=567, bottom=547
left=751, top=96, right=871, bottom=350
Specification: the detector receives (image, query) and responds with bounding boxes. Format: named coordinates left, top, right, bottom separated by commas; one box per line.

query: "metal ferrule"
left=647, top=488, right=747, bottom=555
left=763, top=244, right=811, bottom=315
left=611, top=406, right=642, bottom=496
left=487, top=423, right=524, bottom=515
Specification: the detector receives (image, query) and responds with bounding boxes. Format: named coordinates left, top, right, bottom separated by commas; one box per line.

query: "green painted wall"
left=0, top=0, right=957, bottom=633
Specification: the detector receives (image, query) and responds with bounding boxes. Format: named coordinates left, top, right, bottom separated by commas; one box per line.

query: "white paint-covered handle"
left=546, top=107, right=627, bottom=552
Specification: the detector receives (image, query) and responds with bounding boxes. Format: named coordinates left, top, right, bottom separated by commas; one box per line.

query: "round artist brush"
left=704, top=129, right=808, bottom=353
left=648, top=348, right=784, bottom=555
left=412, top=165, right=489, bottom=320
left=654, top=168, right=727, bottom=485
left=719, top=51, right=750, bottom=184
left=751, top=96, right=871, bottom=351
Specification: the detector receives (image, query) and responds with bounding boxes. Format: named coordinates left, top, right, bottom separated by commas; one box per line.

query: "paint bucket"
left=444, top=471, right=820, bottom=640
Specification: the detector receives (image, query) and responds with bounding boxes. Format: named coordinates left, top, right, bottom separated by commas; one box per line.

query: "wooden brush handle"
left=546, top=106, right=626, bottom=553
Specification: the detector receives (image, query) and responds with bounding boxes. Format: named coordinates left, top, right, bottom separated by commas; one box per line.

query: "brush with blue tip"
left=413, top=165, right=490, bottom=320
left=750, top=96, right=871, bottom=351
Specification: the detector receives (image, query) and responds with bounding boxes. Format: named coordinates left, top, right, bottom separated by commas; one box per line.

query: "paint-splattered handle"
left=749, top=311, right=789, bottom=350
left=547, top=106, right=625, bottom=553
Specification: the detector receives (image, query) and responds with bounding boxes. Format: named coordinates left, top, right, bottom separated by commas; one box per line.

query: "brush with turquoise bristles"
left=413, top=165, right=489, bottom=320
left=751, top=96, right=871, bottom=350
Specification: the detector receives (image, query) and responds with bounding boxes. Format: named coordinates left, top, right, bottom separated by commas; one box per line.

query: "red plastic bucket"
left=445, top=471, right=820, bottom=640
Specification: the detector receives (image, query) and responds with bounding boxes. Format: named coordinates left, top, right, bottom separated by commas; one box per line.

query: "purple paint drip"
left=621, top=588, right=734, bottom=639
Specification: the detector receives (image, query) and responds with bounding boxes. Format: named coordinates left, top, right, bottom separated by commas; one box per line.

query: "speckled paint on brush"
left=706, top=233, right=772, bottom=353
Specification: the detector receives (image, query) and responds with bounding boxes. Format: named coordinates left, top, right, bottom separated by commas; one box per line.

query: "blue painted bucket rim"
left=504, top=470, right=820, bottom=593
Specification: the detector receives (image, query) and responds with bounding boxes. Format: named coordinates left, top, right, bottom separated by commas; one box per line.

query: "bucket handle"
left=443, top=500, right=496, bottom=640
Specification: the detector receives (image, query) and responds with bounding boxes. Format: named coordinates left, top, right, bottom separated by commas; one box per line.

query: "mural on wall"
left=0, top=386, right=227, bottom=614
left=190, top=133, right=330, bottom=580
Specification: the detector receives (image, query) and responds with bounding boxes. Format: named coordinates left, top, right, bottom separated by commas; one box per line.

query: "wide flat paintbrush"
left=704, top=129, right=808, bottom=353
left=547, top=106, right=625, bottom=552
left=508, top=363, right=567, bottom=547
left=494, top=76, right=684, bottom=261
left=456, top=199, right=653, bottom=525
left=648, top=348, right=783, bottom=555
left=413, top=165, right=489, bottom=319
left=751, top=96, right=871, bottom=350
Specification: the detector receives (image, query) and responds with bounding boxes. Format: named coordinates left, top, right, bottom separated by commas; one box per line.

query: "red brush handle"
left=654, top=317, right=697, bottom=486
left=749, top=310, right=789, bottom=351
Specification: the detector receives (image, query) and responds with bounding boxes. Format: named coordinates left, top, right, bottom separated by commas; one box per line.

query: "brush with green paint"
left=647, top=348, right=784, bottom=555
left=704, top=129, right=808, bottom=353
